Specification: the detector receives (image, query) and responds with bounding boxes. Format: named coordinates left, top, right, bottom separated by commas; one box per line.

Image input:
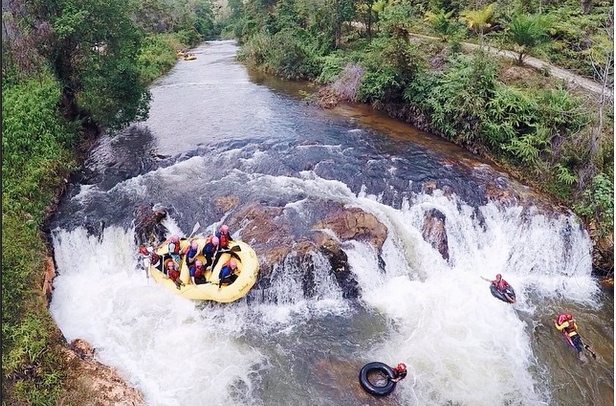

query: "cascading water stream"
left=48, top=40, right=613, bottom=406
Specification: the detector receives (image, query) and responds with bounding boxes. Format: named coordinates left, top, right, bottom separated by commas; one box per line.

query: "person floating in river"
left=554, top=312, right=596, bottom=359
left=218, top=259, right=238, bottom=288
left=390, top=363, right=407, bottom=383
left=491, top=273, right=515, bottom=303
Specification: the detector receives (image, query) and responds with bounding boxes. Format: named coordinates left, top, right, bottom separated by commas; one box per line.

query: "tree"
left=507, top=13, right=551, bottom=65
left=459, top=2, right=495, bottom=48
left=424, top=8, right=464, bottom=43
left=10, top=0, right=151, bottom=131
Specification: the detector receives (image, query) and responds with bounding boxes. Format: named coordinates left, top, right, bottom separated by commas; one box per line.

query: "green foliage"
left=2, top=74, right=77, bottom=406
left=424, top=8, right=465, bottom=42
left=482, top=84, right=539, bottom=149
left=574, top=173, right=614, bottom=236
left=268, top=29, right=322, bottom=79
left=535, top=89, right=590, bottom=137
left=418, top=51, right=498, bottom=141
left=137, top=34, right=182, bottom=84
left=317, top=53, right=346, bottom=84
left=459, top=2, right=496, bottom=43
left=18, top=0, right=152, bottom=131
left=357, top=37, right=424, bottom=103
left=376, top=2, right=417, bottom=39
left=507, top=13, right=552, bottom=64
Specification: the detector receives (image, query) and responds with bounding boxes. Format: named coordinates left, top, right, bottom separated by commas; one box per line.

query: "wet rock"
left=133, top=204, right=168, bottom=246
left=42, top=256, right=56, bottom=307
left=227, top=201, right=388, bottom=299
left=62, top=339, right=144, bottom=406
left=313, top=206, right=388, bottom=250
left=422, top=208, right=450, bottom=262
left=588, top=223, right=614, bottom=279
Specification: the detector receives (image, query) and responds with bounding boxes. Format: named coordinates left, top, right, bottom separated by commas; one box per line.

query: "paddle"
left=188, top=222, right=200, bottom=238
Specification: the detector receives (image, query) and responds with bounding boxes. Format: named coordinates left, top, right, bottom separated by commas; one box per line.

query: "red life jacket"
left=150, top=251, right=160, bottom=265
left=169, top=242, right=181, bottom=254
left=493, top=279, right=508, bottom=291
left=563, top=320, right=577, bottom=335
left=219, top=232, right=229, bottom=248
left=194, top=265, right=204, bottom=278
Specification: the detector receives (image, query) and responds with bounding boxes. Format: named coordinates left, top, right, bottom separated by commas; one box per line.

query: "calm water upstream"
left=49, top=40, right=613, bottom=406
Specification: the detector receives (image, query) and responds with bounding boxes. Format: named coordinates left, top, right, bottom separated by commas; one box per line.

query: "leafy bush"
left=574, top=173, right=614, bottom=237
left=138, top=34, right=184, bottom=83
left=2, top=73, right=78, bottom=406
left=420, top=51, right=498, bottom=142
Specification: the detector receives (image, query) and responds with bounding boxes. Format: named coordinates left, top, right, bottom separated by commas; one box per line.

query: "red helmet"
left=139, top=245, right=148, bottom=255
left=220, top=224, right=229, bottom=234
left=496, top=274, right=502, bottom=280
left=565, top=313, right=573, bottom=320
left=396, top=363, right=406, bottom=371
left=229, top=259, right=237, bottom=268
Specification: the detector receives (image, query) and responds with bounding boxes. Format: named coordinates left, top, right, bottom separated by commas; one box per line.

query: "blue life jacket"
left=219, top=265, right=232, bottom=280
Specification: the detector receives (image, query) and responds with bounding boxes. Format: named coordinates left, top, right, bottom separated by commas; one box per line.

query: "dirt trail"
left=409, top=33, right=613, bottom=96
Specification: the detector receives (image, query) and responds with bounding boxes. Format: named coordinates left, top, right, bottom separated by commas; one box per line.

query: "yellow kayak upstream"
left=150, top=239, right=259, bottom=303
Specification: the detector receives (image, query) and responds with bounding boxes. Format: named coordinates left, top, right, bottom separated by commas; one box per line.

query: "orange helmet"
left=166, top=261, right=175, bottom=269
left=396, top=363, right=406, bottom=371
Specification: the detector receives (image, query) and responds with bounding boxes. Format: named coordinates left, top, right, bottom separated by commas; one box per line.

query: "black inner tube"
left=358, top=362, right=396, bottom=396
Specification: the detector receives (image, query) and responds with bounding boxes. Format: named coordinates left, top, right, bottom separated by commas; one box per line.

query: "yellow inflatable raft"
left=150, top=239, right=259, bottom=303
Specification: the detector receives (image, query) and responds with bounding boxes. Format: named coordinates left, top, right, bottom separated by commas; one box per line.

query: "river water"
left=48, top=41, right=613, bottom=406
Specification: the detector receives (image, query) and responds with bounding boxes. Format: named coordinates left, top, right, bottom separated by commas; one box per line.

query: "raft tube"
left=358, top=362, right=396, bottom=396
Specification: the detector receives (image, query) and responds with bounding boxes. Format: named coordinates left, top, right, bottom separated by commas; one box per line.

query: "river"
left=48, top=40, right=613, bottom=406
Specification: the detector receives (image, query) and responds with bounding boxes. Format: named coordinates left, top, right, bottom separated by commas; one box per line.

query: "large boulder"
left=61, top=339, right=144, bottom=406
left=133, top=204, right=168, bottom=246
left=225, top=201, right=389, bottom=299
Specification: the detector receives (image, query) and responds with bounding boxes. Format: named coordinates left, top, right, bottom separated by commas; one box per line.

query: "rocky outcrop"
left=133, top=203, right=168, bottom=246
left=60, top=339, right=144, bottom=406
left=422, top=208, right=449, bottom=262
left=221, top=202, right=390, bottom=299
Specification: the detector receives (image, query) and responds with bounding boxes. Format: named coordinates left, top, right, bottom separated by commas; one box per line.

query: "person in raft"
left=201, top=235, right=220, bottom=269
left=189, top=260, right=207, bottom=285
left=218, top=259, right=239, bottom=288
left=184, top=240, right=200, bottom=269
left=216, top=224, right=233, bottom=249
left=139, top=245, right=162, bottom=273
left=212, top=224, right=236, bottom=270
left=390, top=363, right=407, bottom=383
left=166, top=260, right=184, bottom=289
left=555, top=312, right=596, bottom=358
left=491, top=273, right=515, bottom=303
left=167, top=235, right=182, bottom=266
